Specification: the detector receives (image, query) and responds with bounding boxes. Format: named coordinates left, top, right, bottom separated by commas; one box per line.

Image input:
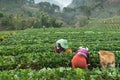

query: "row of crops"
left=0, top=68, right=120, bottom=80
left=0, top=27, right=120, bottom=79
left=86, top=17, right=120, bottom=28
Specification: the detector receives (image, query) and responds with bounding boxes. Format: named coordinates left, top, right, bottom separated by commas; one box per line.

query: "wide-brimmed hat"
left=57, top=39, right=68, bottom=49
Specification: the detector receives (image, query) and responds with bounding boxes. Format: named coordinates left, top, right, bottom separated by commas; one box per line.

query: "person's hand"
left=60, top=51, right=64, bottom=54
left=88, top=64, right=90, bottom=66
left=88, top=64, right=93, bottom=70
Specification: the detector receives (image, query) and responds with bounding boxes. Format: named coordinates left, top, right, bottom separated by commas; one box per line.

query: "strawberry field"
left=0, top=27, right=120, bottom=80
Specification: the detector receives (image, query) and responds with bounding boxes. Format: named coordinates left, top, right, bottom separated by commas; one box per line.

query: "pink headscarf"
left=76, top=47, right=89, bottom=58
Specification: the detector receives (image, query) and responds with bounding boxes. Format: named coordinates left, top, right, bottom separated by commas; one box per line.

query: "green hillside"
left=0, top=0, right=120, bottom=30
left=68, top=0, right=120, bottom=18
left=86, top=17, right=120, bottom=28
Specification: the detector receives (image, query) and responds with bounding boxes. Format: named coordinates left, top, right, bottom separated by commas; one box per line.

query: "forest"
left=0, top=0, right=120, bottom=30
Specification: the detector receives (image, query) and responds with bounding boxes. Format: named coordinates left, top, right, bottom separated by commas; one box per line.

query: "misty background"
left=0, top=0, right=120, bottom=30
left=35, top=0, right=72, bottom=7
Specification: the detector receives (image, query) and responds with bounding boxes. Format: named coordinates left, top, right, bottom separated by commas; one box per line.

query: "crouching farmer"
left=54, top=39, right=71, bottom=54
left=99, top=50, right=115, bottom=68
left=71, top=47, right=90, bottom=69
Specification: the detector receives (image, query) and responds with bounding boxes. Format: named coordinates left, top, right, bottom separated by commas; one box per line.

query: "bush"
left=75, top=16, right=89, bottom=27
left=0, top=12, right=4, bottom=18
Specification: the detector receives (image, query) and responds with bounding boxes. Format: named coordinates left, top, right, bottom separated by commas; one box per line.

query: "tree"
left=62, top=7, right=76, bottom=25
left=82, top=6, right=91, bottom=19
left=0, top=12, right=4, bottom=18
left=75, top=15, right=88, bottom=27
left=38, top=2, right=53, bottom=14
left=26, top=0, right=35, bottom=5
left=38, top=2, right=60, bottom=14
left=0, top=14, right=15, bottom=30
left=52, top=4, right=60, bottom=12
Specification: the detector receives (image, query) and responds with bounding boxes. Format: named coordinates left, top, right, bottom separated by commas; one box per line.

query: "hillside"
left=69, top=0, right=120, bottom=7
left=0, top=0, right=36, bottom=15
left=0, top=0, right=120, bottom=29
left=68, top=0, right=120, bottom=18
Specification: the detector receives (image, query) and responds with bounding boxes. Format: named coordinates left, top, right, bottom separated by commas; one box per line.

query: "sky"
left=34, top=0, right=73, bottom=7
left=54, top=0, right=72, bottom=7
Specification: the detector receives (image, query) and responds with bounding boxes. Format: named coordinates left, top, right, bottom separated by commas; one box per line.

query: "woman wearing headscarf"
left=54, top=39, right=69, bottom=53
left=71, top=46, right=90, bottom=69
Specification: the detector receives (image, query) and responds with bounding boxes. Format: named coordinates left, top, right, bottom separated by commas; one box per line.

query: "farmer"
left=99, top=50, right=115, bottom=68
left=71, top=46, right=90, bottom=69
left=54, top=39, right=69, bottom=53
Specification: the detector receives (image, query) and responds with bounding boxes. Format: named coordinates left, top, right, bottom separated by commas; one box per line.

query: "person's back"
left=99, top=50, right=115, bottom=68
left=71, top=46, right=90, bottom=69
